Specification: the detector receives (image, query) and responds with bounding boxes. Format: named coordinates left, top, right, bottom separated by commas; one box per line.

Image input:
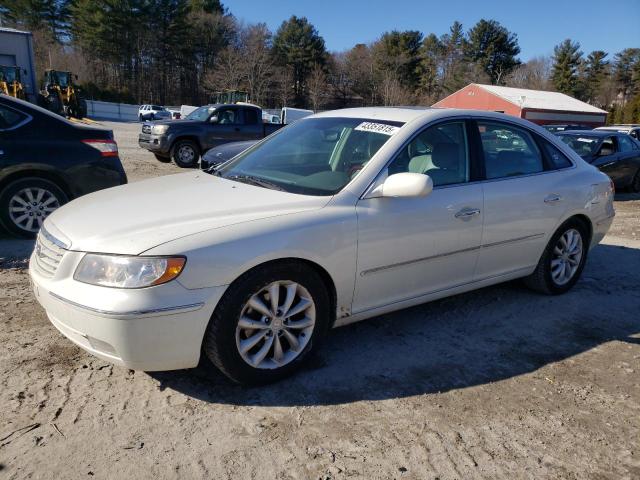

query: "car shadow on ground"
left=151, top=243, right=640, bottom=406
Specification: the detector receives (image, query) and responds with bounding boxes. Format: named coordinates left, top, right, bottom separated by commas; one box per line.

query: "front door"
left=353, top=120, right=483, bottom=314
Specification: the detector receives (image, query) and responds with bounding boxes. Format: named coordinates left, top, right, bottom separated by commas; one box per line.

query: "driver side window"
left=387, top=121, right=470, bottom=187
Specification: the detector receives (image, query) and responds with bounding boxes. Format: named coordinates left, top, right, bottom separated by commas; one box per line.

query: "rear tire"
left=171, top=140, right=200, bottom=168
left=203, top=261, right=331, bottom=385
left=523, top=218, right=589, bottom=295
left=0, top=177, right=68, bottom=238
left=631, top=169, right=640, bottom=193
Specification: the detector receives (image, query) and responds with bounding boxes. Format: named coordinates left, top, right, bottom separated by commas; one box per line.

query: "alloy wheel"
left=8, top=187, right=60, bottom=233
left=551, top=228, right=583, bottom=286
left=235, top=281, right=316, bottom=369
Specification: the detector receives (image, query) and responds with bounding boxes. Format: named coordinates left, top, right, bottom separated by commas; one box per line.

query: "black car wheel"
left=631, top=169, right=640, bottom=193
left=171, top=140, right=200, bottom=168
left=203, top=261, right=331, bottom=385
left=0, top=177, right=69, bottom=238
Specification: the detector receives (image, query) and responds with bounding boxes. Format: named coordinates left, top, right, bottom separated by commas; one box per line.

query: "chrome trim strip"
left=40, top=226, right=69, bottom=250
left=352, top=265, right=535, bottom=317
left=360, top=233, right=545, bottom=276
left=48, top=292, right=204, bottom=317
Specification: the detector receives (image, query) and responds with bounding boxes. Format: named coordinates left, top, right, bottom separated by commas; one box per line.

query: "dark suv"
left=0, top=94, right=127, bottom=238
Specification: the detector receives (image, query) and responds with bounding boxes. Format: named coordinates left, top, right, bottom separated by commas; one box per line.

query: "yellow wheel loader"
left=0, top=65, right=26, bottom=100
left=38, top=70, right=87, bottom=119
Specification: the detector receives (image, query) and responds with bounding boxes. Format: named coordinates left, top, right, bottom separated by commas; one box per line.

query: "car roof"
left=595, top=126, right=637, bottom=132
left=558, top=130, right=617, bottom=137
left=312, top=107, right=548, bottom=126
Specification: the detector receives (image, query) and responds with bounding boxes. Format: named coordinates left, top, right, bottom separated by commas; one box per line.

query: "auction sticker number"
left=354, top=122, right=400, bottom=136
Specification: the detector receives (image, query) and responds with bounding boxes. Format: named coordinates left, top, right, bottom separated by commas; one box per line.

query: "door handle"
left=544, top=194, right=562, bottom=204
left=454, top=208, right=481, bottom=219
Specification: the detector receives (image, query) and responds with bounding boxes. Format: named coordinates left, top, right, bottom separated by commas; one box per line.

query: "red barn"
left=433, top=83, right=607, bottom=127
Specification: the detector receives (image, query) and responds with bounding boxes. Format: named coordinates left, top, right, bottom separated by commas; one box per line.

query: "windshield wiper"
left=223, top=174, right=285, bottom=191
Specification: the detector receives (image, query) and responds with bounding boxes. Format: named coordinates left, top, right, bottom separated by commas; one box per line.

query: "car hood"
left=150, top=119, right=200, bottom=127
left=45, top=172, right=330, bottom=255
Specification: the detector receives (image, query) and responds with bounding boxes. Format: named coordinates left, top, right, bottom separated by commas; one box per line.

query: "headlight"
left=74, top=254, right=186, bottom=288
left=151, top=124, right=169, bottom=135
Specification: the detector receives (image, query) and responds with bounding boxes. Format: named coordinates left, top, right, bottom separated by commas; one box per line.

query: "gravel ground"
left=1, top=121, right=639, bottom=479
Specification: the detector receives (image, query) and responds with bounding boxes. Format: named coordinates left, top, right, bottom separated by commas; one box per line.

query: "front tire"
left=171, top=140, right=200, bottom=168
left=0, top=177, right=68, bottom=238
left=524, top=219, right=589, bottom=295
left=203, top=262, right=331, bottom=385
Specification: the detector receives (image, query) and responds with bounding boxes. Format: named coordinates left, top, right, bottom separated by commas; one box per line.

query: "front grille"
left=142, top=124, right=151, bottom=134
left=33, top=227, right=68, bottom=277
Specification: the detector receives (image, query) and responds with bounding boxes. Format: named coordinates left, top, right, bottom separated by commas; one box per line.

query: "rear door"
left=474, top=119, right=573, bottom=279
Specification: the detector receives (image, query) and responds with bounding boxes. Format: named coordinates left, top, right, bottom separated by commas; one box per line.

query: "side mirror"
left=209, top=115, right=219, bottom=124
left=367, top=172, right=433, bottom=199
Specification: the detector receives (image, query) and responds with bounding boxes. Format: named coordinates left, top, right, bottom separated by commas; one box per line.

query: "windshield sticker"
left=354, top=122, right=400, bottom=136
left=577, top=138, right=596, bottom=143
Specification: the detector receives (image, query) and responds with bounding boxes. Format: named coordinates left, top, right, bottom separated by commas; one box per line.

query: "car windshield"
left=186, top=106, right=215, bottom=121
left=558, top=134, right=600, bottom=157
left=216, top=117, right=403, bottom=196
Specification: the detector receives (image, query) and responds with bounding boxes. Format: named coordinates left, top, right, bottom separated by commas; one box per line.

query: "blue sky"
left=225, top=0, right=639, bottom=60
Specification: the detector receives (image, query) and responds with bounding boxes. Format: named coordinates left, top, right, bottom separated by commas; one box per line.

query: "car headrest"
left=432, top=143, right=459, bottom=169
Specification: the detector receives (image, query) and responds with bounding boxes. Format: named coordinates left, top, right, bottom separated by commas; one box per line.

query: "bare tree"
left=506, top=56, right=552, bottom=90
left=203, top=47, right=245, bottom=95
left=273, top=65, right=294, bottom=107
left=241, top=23, right=274, bottom=106
left=307, top=63, right=328, bottom=111
left=379, top=70, right=411, bottom=106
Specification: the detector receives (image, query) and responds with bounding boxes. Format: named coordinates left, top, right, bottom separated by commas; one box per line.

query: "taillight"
left=610, top=178, right=615, bottom=194
left=82, top=139, right=118, bottom=157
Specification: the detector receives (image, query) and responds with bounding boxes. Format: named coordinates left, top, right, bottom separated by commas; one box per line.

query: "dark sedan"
left=558, top=130, right=640, bottom=192
left=200, top=139, right=257, bottom=171
left=0, top=94, right=127, bottom=237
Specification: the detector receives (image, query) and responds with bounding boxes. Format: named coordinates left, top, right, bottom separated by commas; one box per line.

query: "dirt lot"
left=1, top=121, right=639, bottom=479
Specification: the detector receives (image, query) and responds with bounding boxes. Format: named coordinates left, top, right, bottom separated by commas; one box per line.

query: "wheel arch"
left=170, top=135, right=203, bottom=153
left=567, top=213, right=593, bottom=245
left=228, top=257, right=338, bottom=327
left=0, top=168, right=73, bottom=200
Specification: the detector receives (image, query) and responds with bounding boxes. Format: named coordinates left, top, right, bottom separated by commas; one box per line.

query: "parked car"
left=138, top=104, right=171, bottom=122
left=200, top=140, right=257, bottom=170
left=0, top=94, right=127, bottom=238
left=558, top=130, right=640, bottom=191
left=138, top=103, right=285, bottom=167
left=595, top=124, right=640, bottom=140
left=543, top=124, right=592, bottom=134
left=30, top=108, right=614, bottom=385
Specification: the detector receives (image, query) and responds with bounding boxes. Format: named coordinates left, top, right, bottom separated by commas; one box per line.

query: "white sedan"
left=29, top=108, right=615, bottom=384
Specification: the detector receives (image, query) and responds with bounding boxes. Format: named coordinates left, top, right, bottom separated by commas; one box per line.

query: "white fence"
left=86, top=100, right=139, bottom=121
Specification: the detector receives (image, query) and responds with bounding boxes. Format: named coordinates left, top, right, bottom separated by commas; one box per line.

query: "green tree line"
left=2, top=0, right=639, bottom=121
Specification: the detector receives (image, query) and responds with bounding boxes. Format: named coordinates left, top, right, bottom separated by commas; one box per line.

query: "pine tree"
left=551, top=39, right=583, bottom=96
left=464, top=19, right=520, bottom=85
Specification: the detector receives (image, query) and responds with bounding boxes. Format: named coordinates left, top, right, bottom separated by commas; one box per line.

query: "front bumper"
left=29, top=249, right=227, bottom=371
left=138, top=133, right=170, bottom=154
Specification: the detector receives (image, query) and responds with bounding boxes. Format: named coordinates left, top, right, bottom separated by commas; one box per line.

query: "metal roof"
left=477, top=84, right=607, bottom=114
left=0, top=27, right=32, bottom=35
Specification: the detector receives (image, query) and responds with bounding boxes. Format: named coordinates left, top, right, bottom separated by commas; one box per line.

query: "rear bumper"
left=29, top=251, right=227, bottom=371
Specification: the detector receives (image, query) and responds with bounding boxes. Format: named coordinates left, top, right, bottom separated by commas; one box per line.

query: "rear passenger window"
left=617, top=135, right=634, bottom=152
left=477, top=122, right=543, bottom=179
left=0, top=105, right=27, bottom=130
left=541, top=141, right=573, bottom=169
left=244, top=109, right=259, bottom=125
